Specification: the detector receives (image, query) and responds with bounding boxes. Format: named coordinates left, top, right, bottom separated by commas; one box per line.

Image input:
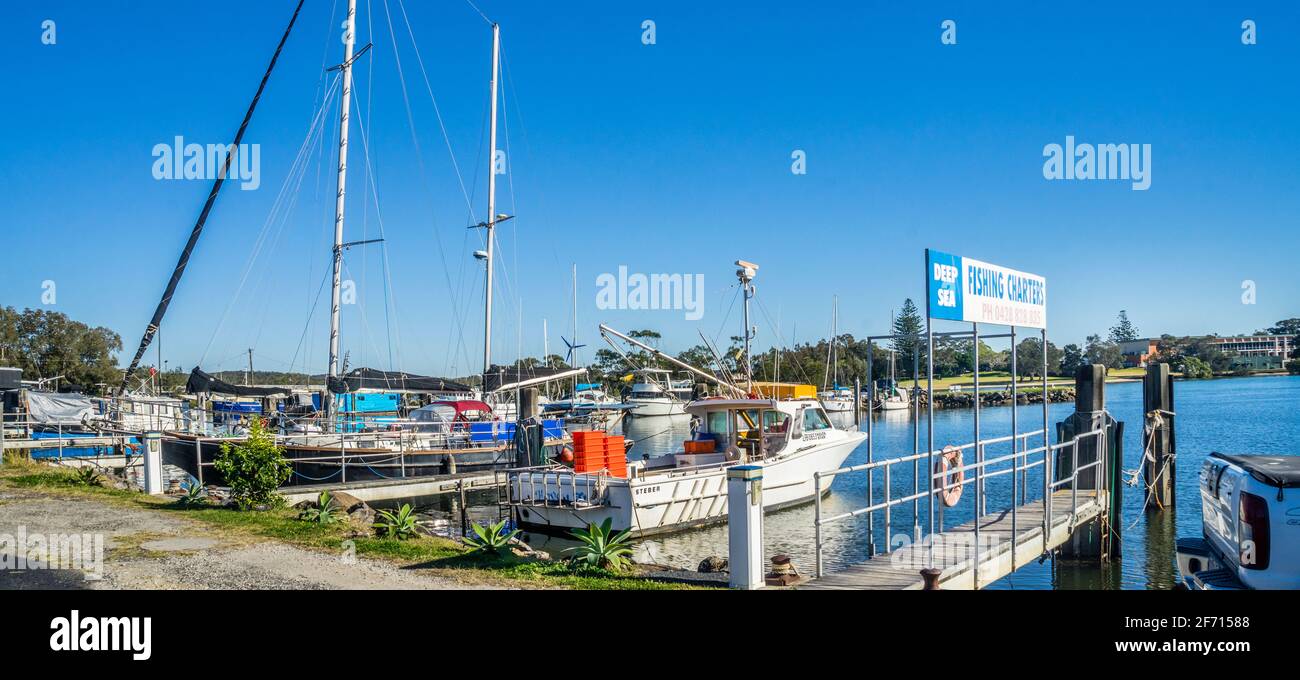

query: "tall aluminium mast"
left=481, top=23, right=501, bottom=377
left=326, top=0, right=359, bottom=412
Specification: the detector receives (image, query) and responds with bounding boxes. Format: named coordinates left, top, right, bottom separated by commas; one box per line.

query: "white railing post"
left=814, top=472, right=824, bottom=578
left=143, top=431, right=164, bottom=495
left=727, top=465, right=765, bottom=589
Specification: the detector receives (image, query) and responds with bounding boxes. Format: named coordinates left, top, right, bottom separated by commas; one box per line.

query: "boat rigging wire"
left=462, top=0, right=493, bottom=26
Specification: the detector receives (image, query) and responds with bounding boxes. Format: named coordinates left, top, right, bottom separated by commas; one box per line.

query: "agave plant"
left=565, top=518, right=634, bottom=572
left=298, top=491, right=339, bottom=524
left=176, top=480, right=208, bottom=508
left=373, top=503, right=423, bottom=540
left=73, top=467, right=104, bottom=488
left=463, top=520, right=520, bottom=555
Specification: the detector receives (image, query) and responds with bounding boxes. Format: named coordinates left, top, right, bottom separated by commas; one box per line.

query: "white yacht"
left=877, top=350, right=910, bottom=411
left=625, top=369, right=694, bottom=417
left=817, top=386, right=856, bottom=413
left=818, top=295, right=855, bottom=413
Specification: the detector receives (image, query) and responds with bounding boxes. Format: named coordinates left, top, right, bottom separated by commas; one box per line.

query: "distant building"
left=1207, top=335, right=1295, bottom=371
left=1118, top=338, right=1159, bottom=368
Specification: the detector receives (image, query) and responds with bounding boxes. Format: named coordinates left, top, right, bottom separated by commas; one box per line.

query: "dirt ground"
left=0, top=488, right=490, bottom=590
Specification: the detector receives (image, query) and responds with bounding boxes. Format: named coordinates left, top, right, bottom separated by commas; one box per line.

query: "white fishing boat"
left=625, top=368, right=694, bottom=417
left=504, top=259, right=866, bottom=536
left=507, top=397, right=864, bottom=535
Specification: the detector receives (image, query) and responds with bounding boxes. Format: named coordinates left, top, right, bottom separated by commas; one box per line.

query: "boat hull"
left=509, top=431, right=865, bottom=537
left=627, top=398, right=686, bottom=417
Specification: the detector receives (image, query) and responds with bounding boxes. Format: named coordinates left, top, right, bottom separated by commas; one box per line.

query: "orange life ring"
left=934, top=445, right=964, bottom=507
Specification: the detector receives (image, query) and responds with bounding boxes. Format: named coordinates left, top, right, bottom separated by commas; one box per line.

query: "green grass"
left=0, top=460, right=692, bottom=590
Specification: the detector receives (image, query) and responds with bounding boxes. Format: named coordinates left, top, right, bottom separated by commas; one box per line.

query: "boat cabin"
left=646, top=398, right=832, bottom=469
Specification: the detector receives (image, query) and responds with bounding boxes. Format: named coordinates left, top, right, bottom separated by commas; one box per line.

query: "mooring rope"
left=1123, top=408, right=1176, bottom=530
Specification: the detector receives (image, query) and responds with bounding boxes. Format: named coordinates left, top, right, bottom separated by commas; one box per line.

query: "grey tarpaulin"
left=26, top=391, right=94, bottom=425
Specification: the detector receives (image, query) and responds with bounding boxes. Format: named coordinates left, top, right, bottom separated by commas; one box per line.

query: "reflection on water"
left=433, top=376, right=1300, bottom=589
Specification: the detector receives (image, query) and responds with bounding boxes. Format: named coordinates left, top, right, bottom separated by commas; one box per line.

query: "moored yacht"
left=625, top=368, right=694, bottom=417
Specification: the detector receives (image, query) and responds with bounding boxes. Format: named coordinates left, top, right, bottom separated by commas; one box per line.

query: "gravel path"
left=0, top=489, right=490, bottom=590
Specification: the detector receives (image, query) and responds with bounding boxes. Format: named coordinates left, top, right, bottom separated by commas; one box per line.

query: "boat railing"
left=0, top=413, right=142, bottom=463
left=501, top=465, right=611, bottom=509
left=811, top=426, right=1109, bottom=578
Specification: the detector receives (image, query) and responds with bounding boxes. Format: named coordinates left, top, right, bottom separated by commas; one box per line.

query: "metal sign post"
left=924, top=248, right=1048, bottom=574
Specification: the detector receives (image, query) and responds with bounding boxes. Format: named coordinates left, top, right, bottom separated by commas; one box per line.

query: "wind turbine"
left=561, top=336, right=586, bottom=366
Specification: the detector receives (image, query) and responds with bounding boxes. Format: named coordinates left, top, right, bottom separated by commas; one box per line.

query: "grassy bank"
left=0, top=460, right=694, bottom=590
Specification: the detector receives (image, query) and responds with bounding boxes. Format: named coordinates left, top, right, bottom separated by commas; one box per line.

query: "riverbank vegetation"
left=0, top=460, right=693, bottom=590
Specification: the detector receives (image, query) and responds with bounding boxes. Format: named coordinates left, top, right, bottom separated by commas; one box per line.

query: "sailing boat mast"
left=327, top=0, right=358, bottom=393
left=481, top=23, right=501, bottom=376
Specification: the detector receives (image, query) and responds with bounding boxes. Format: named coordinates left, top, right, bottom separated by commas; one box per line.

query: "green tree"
left=0, top=307, right=123, bottom=391
left=1265, top=318, right=1300, bottom=336
left=1084, top=334, right=1123, bottom=369
left=1182, top=356, right=1214, bottom=379
left=1059, top=343, right=1084, bottom=376
left=1109, top=310, right=1139, bottom=343
left=891, top=299, right=924, bottom=380
left=1014, top=338, right=1063, bottom=378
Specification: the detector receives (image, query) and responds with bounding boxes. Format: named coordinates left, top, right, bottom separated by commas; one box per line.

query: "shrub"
left=176, top=480, right=208, bottom=508
left=1287, top=359, right=1300, bottom=376
left=1180, top=356, right=1213, bottom=380
left=73, top=467, right=104, bottom=487
left=298, top=491, right=340, bottom=525
left=213, top=417, right=291, bottom=510
left=463, top=520, right=520, bottom=555
left=373, top=503, right=422, bottom=540
left=565, top=518, right=634, bottom=572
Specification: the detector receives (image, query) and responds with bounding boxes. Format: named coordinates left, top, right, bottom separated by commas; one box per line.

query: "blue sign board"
left=926, top=249, right=1047, bottom=329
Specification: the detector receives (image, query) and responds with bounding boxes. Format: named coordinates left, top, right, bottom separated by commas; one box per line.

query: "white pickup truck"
left=1176, top=452, right=1300, bottom=589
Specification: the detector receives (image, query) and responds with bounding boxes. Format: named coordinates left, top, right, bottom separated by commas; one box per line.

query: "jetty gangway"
left=805, top=426, right=1109, bottom=589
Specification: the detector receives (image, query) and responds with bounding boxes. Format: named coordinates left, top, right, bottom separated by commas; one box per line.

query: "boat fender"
left=935, top=445, right=964, bottom=507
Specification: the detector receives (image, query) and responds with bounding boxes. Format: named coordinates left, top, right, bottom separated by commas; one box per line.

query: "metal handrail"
left=813, top=426, right=1108, bottom=579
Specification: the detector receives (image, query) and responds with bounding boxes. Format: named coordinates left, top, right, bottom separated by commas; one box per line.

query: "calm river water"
left=428, top=375, right=1300, bottom=589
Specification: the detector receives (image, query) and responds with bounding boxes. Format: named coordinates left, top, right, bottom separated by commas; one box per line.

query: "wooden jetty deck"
left=278, top=470, right=502, bottom=505
left=801, top=490, right=1104, bottom=590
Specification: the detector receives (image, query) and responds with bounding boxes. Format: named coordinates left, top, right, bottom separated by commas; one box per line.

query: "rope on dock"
left=1122, top=408, right=1176, bottom=530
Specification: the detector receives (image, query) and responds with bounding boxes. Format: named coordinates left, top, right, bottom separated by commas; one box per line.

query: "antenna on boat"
left=735, top=260, right=758, bottom=394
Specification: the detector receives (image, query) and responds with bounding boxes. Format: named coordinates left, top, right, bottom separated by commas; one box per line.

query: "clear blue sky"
left=3, top=1, right=1298, bottom=378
